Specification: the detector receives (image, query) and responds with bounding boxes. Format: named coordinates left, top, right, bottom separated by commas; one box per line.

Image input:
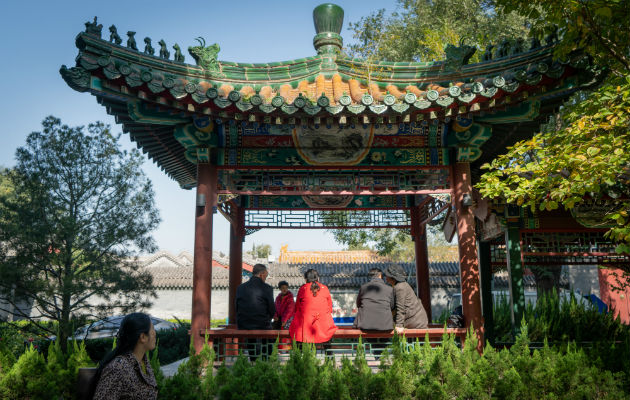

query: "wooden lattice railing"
left=199, top=326, right=468, bottom=362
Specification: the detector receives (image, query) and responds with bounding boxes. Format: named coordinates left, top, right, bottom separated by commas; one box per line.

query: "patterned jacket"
left=93, top=352, right=158, bottom=400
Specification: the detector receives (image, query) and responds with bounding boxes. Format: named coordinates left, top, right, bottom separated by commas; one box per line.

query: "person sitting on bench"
left=353, top=268, right=394, bottom=331
left=384, top=264, right=428, bottom=333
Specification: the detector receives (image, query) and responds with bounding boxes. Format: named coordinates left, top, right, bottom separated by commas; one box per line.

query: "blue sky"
left=0, top=0, right=399, bottom=257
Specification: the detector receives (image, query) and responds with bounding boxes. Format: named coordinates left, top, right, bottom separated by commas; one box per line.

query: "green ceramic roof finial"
left=313, top=3, right=344, bottom=56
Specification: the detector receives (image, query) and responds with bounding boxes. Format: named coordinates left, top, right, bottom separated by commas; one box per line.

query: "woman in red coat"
left=289, top=269, right=337, bottom=343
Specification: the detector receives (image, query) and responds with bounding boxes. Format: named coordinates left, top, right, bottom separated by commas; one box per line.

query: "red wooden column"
left=411, top=206, right=432, bottom=322
left=452, top=162, right=484, bottom=351
left=228, top=205, right=245, bottom=326
left=191, top=163, right=217, bottom=354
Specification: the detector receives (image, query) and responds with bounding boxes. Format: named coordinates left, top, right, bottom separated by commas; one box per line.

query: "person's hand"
left=395, top=326, right=405, bottom=334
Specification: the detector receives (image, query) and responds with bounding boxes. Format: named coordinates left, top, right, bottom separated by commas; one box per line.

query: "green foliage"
left=0, top=342, right=16, bottom=378
left=476, top=0, right=630, bottom=269
left=248, top=243, right=272, bottom=259
left=495, top=287, right=630, bottom=344
left=29, top=321, right=191, bottom=366
left=0, top=324, right=26, bottom=361
left=339, top=337, right=376, bottom=400
left=0, top=339, right=93, bottom=400
left=493, top=289, right=630, bottom=386
left=215, top=339, right=287, bottom=399
left=149, top=341, right=164, bottom=389
left=158, top=340, right=216, bottom=400
left=0, top=116, right=161, bottom=351
left=477, top=77, right=630, bottom=261
left=67, top=340, right=93, bottom=377
left=348, top=0, right=531, bottom=63
left=45, top=340, right=72, bottom=397
left=3, top=324, right=629, bottom=399
left=496, top=0, right=630, bottom=77
left=283, top=341, right=318, bottom=400
left=0, top=345, right=51, bottom=400
left=149, top=323, right=191, bottom=365
left=325, top=211, right=455, bottom=261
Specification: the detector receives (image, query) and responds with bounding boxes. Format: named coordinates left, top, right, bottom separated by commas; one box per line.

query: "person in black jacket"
left=235, top=264, right=275, bottom=360
left=353, top=268, right=394, bottom=358
left=354, top=268, right=394, bottom=331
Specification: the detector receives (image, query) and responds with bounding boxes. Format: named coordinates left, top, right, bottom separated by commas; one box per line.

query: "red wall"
left=599, top=268, right=630, bottom=324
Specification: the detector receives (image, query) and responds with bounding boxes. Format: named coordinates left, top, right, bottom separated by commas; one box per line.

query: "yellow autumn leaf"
left=577, top=119, right=586, bottom=130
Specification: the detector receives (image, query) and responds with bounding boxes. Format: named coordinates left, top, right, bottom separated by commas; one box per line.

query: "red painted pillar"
left=411, top=207, right=432, bottom=322
left=452, top=162, right=484, bottom=351
left=228, top=205, right=245, bottom=326
left=191, top=163, right=217, bottom=354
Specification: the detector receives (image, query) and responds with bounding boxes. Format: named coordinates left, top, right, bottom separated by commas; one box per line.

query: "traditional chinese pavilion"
left=61, top=4, right=615, bottom=352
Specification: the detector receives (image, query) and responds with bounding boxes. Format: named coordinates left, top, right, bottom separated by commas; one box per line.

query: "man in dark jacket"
left=235, top=264, right=275, bottom=360
left=236, top=264, right=275, bottom=329
left=353, top=268, right=394, bottom=331
left=384, top=264, right=429, bottom=333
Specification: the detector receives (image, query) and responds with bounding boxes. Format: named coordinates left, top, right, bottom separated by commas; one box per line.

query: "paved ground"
left=160, top=353, right=383, bottom=377
left=161, top=357, right=189, bottom=377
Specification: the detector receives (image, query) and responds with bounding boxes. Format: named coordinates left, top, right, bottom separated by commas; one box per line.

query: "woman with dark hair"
left=289, top=269, right=337, bottom=343
left=273, top=280, right=295, bottom=329
left=91, top=313, right=158, bottom=400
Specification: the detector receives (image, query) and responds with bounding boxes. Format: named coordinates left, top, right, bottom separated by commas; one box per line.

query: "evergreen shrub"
left=1, top=321, right=628, bottom=399
left=155, top=327, right=626, bottom=400
left=493, top=290, right=630, bottom=384
left=0, top=339, right=93, bottom=400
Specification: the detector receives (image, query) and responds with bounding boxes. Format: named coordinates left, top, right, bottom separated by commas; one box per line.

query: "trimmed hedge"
left=493, top=290, right=630, bottom=381
left=2, top=323, right=628, bottom=399
left=157, top=326, right=628, bottom=400
left=0, top=339, right=93, bottom=400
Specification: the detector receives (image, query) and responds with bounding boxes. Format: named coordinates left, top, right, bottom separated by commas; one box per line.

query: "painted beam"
left=217, top=189, right=453, bottom=196
left=244, top=194, right=413, bottom=209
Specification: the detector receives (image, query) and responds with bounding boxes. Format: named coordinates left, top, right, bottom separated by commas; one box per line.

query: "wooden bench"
left=200, top=326, right=468, bottom=361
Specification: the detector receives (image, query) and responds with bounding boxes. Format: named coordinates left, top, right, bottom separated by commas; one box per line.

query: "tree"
left=331, top=1, right=529, bottom=262
left=326, top=217, right=454, bottom=262
left=248, top=243, right=272, bottom=259
left=477, top=0, right=630, bottom=284
left=347, top=0, right=531, bottom=62
left=495, top=0, right=629, bottom=77
left=329, top=227, right=414, bottom=261
left=0, top=117, right=160, bottom=351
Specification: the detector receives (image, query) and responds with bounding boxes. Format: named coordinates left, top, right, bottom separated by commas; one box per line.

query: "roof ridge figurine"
left=158, top=39, right=170, bottom=59
left=144, top=37, right=155, bottom=55
left=84, top=16, right=102, bottom=37
left=188, top=37, right=220, bottom=72
left=444, top=39, right=476, bottom=71
left=173, top=44, right=185, bottom=62
left=127, top=31, right=137, bottom=50
left=109, top=25, right=122, bottom=45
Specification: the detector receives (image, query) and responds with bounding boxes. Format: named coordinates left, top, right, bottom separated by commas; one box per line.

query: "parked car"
left=71, top=315, right=178, bottom=340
